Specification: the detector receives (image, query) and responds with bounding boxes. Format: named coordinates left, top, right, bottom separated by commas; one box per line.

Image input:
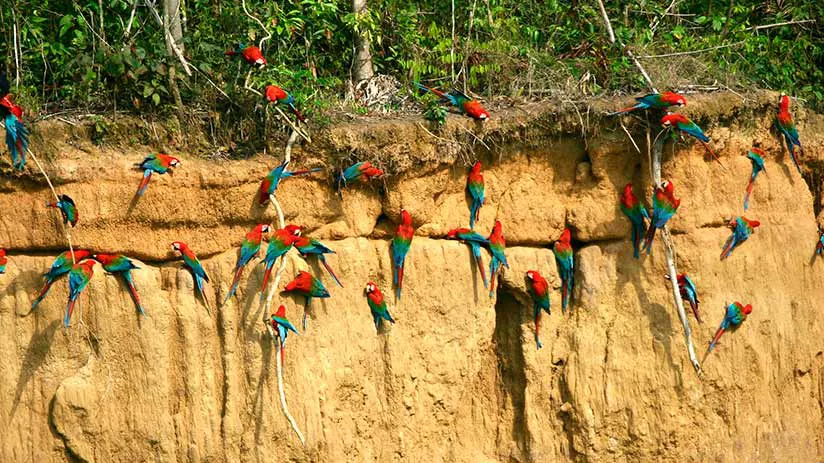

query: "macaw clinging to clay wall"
left=526, top=270, right=551, bottom=349
left=466, top=161, right=485, bottom=229
left=643, top=180, right=680, bottom=254
left=0, top=72, right=28, bottom=170
left=775, top=94, right=804, bottom=173
left=446, top=228, right=490, bottom=289
left=224, top=224, right=271, bottom=304
left=392, top=209, right=415, bottom=299
left=553, top=228, right=574, bottom=312
left=172, top=241, right=212, bottom=313
left=92, top=253, right=145, bottom=317
left=743, top=148, right=766, bottom=210
left=135, top=153, right=180, bottom=197
left=720, top=217, right=760, bottom=260
left=365, top=281, right=395, bottom=331
left=47, top=194, right=79, bottom=228
left=415, top=82, right=490, bottom=120
left=609, top=91, right=686, bottom=116
left=32, top=250, right=92, bottom=309
left=620, top=183, right=649, bottom=259
left=706, top=302, right=752, bottom=359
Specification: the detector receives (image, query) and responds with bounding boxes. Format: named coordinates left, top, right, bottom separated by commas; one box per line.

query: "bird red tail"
left=125, top=278, right=145, bottom=316
left=260, top=265, right=274, bottom=303
left=224, top=267, right=244, bottom=304
left=474, top=252, right=488, bottom=289
left=320, top=257, right=343, bottom=288
left=137, top=170, right=152, bottom=196
left=720, top=235, right=735, bottom=260
left=701, top=141, right=726, bottom=169
left=744, top=177, right=755, bottom=209
left=290, top=105, right=306, bottom=123
left=707, top=327, right=725, bottom=354
left=690, top=300, right=702, bottom=324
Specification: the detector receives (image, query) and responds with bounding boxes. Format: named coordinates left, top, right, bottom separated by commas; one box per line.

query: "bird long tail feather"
left=64, top=298, right=77, bottom=327
left=534, top=308, right=543, bottom=349
left=395, top=264, right=404, bottom=299
left=707, top=327, right=725, bottom=354
left=224, top=266, right=244, bottom=304
left=123, top=273, right=145, bottom=316
left=259, top=262, right=275, bottom=304
left=288, top=104, right=306, bottom=122
left=607, top=104, right=641, bottom=116
left=691, top=300, right=702, bottom=324
left=631, top=224, right=641, bottom=259
left=31, top=280, right=54, bottom=309
left=195, top=276, right=213, bottom=315
left=470, top=202, right=480, bottom=229
left=472, top=245, right=489, bottom=289
left=744, top=175, right=755, bottom=210
left=720, top=235, right=735, bottom=260
left=137, top=170, right=152, bottom=196
left=414, top=82, right=446, bottom=99
left=787, top=139, right=802, bottom=174
left=318, top=256, right=343, bottom=288
left=700, top=141, right=726, bottom=169
left=561, top=280, right=569, bottom=313
left=288, top=168, right=323, bottom=176
left=643, top=226, right=657, bottom=254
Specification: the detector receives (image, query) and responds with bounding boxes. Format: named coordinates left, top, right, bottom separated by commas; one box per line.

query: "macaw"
left=466, top=161, right=485, bottom=229
left=666, top=273, right=701, bottom=323
left=446, top=228, right=490, bottom=289
left=336, top=161, right=384, bottom=194
left=817, top=230, right=824, bottom=256
left=486, top=220, right=510, bottom=297
left=31, top=249, right=92, bottom=309
left=414, top=82, right=490, bottom=120
left=172, top=241, right=212, bottom=313
left=224, top=224, right=271, bottom=304
left=284, top=270, right=330, bottom=330
left=0, top=72, right=28, bottom=169
left=743, top=148, right=766, bottom=210
left=620, top=183, right=649, bottom=259
left=135, top=153, right=180, bottom=196
left=225, top=43, right=266, bottom=67
left=46, top=194, right=79, bottom=228
left=258, top=159, right=322, bottom=205
left=260, top=224, right=303, bottom=303
left=91, top=253, right=145, bottom=316
left=294, top=236, right=343, bottom=288
left=365, top=281, right=395, bottom=331
left=775, top=94, right=804, bottom=173
left=392, top=209, right=415, bottom=299
left=609, top=91, right=686, bottom=116
left=270, top=305, right=299, bottom=362
left=526, top=270, right=551, bottom=349
left=0, top=249, right=6, bottom=274
left=553, top=228, right=574, bottom=312
left=661, top=113, right=722, bottom=165
left=64, top=260, right=96, bottom=327
left=720, top=217, right=760, bottom=260
left=642, top=180, right=681, bottom=254
left=265, top=85, right=305, bottom=122
left=706, top=302, right=752, bottom=357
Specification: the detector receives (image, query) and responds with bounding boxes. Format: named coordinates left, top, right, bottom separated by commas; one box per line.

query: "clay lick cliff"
left=1, top=91, right=824, bottom=462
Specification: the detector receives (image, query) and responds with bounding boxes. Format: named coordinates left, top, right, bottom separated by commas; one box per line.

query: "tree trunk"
left=351, top=0, right=374, bottom=84
left=162, top=0, right=186, bottom=112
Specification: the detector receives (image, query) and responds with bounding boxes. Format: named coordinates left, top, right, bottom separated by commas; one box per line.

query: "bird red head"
left=471, top=161, right=482, bottom=173
left=526, top=270, right=538, bottom=281
left=778, top=94, right=790, bottom=112
left=493, top=220, right=503, bottom=234
left=91, top=253, right=117, bottom=265
left=750, top=147, right=766, bottom=157
left=264, top=85, right=282, bottom=103
left=737, top=302, right=753, bottom=315
left=285, top=271, right=313, bottom=292
left=742, top=217, right=761, bottom=228
left=661, top=92, right=687, bottom=107
left=274, top=304, right=287, bottom=318
left=659, top=180, right=674, bottom=194
left=157, top=153, right=181, bottom=169
left=171, top=241, right=187, bottom=252
left=660, top=113, right=685, bottom=127
left=446, top=228, right=469, bottom=239
left=365, top=281, right=379, bottom=294
left=559, top=228, right=571, bottom=244
left=623, top=183, right=635, bottom=196
left=78, top=260, right=96, bottom=272
left=400, top=209, right=412, bottom=225
left=362, top=166, right=384, bottom=179
left=284, top=224, right=302, bottom=238
left=258, top=224, right=272, bottom=234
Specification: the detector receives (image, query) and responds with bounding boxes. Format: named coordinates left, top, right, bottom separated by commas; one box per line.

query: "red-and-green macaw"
left=47, top=194, right=79, bottom=228
left=225, top=43, right=266, bottom=67
left=258, top=159, right=322, bottom=205
left=135, top=153, right=180, bottom=196
left=260, top=224, right=302, bottom=303
left=642, top=180, right=680, bottom=254
left=775, top=94, right=804, bottom=173
left=92, top=253, right=145, bottom=316
left=284, top=270, right=330, bottom=330
left=609, top=91, right=686, bottom=116
left=706, top=302, right=752, bottom=358
left=64, top=260, right=96, bottom=327
left=0, top=249, right=6, bottom=274
left=817, top=230, right=824, bottom=256
left=743, top=148, right=766, bottom=210
left=661, top=113, right=722, bottom=165
left=172, top=241, right=212, bottom=313
left=526, top=270, right=550, bottom=349
left=224, top=224, right=271, bottom=304
left=1, top=72, right=28, bottom=170
left=486, top=220, right=509, bottom=298
left=294, top=236, right=343, bottom=288
left=620, top=183, right=649, bottom=259
left=666, top=273, right=701, bottom=323
left=446, top=228, right=489, bottom=289
left=720, top=217, right=760, bottom=260
left=265, top=85, right=305, bottom=122
left=466, top=161, right=485, bottom=229
left=415, top=82, right=490, bottom=120
left=32, top=250, right=92, bottom=309
left=553, top=228, right=574, bottom=312
left=365, top=281, right=395, bottom=331
left=336, top=161, right=384, bottom=195
left=392, top=209, right=415, bottom=299
left=270, top=304, right=299, bottom=362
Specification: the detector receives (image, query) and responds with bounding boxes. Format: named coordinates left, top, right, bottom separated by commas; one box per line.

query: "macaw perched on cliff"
left=817, top=230, right=824, bottom=256
left=270, top=305, right=299, bottom=361
left=553, top=228, right=574, bottom=313
left=526, top=270, right=551, bottom=349
left=258, top=159, right=322, bottom=205
left=706, top=302, right=752, bottom=358
left=1, top=72, right=28, bottom=170
left=265, top=85, right=305, bottom=122
left=135, top=153, right=180, bottom=197
left=743, top=148, right=766, bottom=210
left=46, top=194, right=79, bottom=228
left=661, top=113, right=722, bottom=165
left=92, top=253, right=145, bottom=316
left=487, top=220, right=510, bottom=298
left=224, top=224, right=271, bottom=304
left=446, top=228, right=490, bottom=289
left=666, top=273, right=701, bottom=323
left=642, top=180, right=681, bottom=254
left=31, top=250, right=92, bottom=309
left=467, top=161, right=485, bottom=229
left=775, top=94, right=804, bottom=173
left=284, top=270, right=330, bottom=330
left=0, top=249, right=6, bottom=274
left=414, top=82, right=490, bottom=120
left=392, top=209, right=415, bottom=299
left=720, top=217, right=760, bottom=260
left=172, top=241, right=212, bottom=313
left=365, top=281, right=395, bottom=331
left=620, top=183, right=649, bottom=259
left=260, top=224, right=303, bottom=303
left=336, top=161, right=384, bottom=195
left=609, top=92, right=686, bottom=116
left=64, top=260, right=95, bottom=327
left=225, top=43, right=266, bottom=67
left=294, top=236, right=343, bottom=288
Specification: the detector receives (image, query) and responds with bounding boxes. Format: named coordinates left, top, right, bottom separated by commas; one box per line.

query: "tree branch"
left=635, top=41, right=745, bottom=59
left=595, top=0, right=657, bottom=92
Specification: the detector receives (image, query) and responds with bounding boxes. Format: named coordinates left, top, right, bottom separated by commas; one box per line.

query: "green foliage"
left=423, top=99, right=448, bottom=128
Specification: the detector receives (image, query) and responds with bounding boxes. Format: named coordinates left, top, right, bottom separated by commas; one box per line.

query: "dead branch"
left=595, top=0, right=657, bottom=92
left=636, top=41, right=745, bottom=59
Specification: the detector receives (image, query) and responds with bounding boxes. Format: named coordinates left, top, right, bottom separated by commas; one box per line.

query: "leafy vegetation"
left=0, top=0, right=821, bottom=121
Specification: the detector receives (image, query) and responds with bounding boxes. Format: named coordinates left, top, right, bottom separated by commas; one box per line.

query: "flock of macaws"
left=0, top=49, right=814, bottom=365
